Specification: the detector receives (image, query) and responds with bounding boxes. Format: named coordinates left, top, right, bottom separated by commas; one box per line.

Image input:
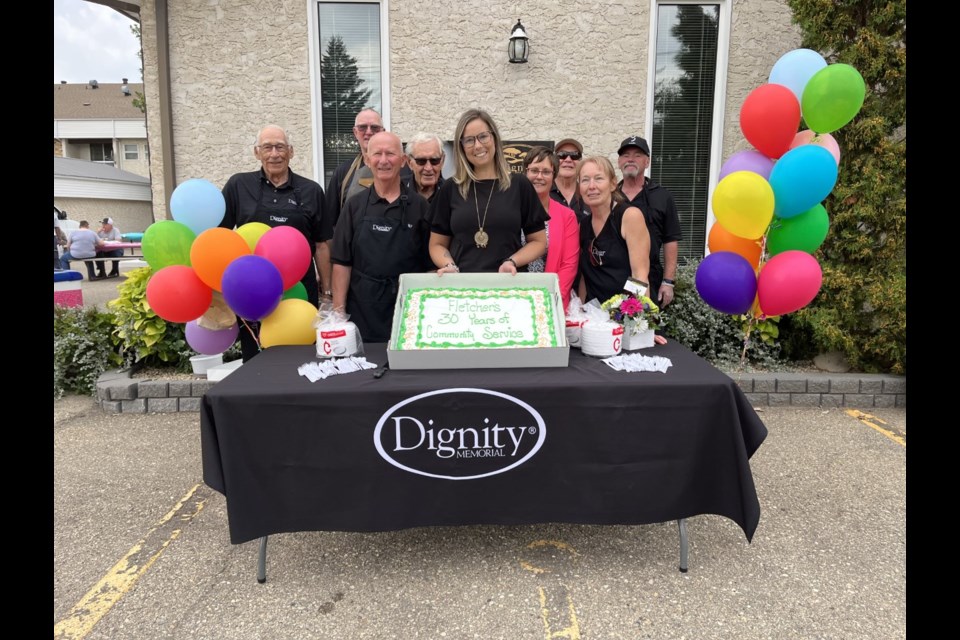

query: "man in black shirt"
left=404, top=132, right=446, bottom=205
left=221, top=124, right=333, bottom=360
left=331, top=132, right=431, bottom=343
left=615, top=136, right=682, bottom=307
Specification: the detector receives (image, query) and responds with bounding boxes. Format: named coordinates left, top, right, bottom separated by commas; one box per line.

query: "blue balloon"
left=695, top=252, right=757, bottom=315
left=769, top=48, right=828, bottom=104
left=170, top=179, right=226, bottom=236
left=221, top=255, right=283, bottom=321
left=768, top=145, right=838, bottom=219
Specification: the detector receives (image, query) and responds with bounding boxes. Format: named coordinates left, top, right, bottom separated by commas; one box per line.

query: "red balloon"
left=757, top=250, right=822, bottom=316
left=255, top=226, right=312, bottom=290
left=740, top=84, right=802, bottom=160
left=146, top=265, right=214, bottom=323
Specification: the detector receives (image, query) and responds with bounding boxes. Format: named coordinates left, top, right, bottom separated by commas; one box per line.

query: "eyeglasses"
left=257, top=144, right=289, bottom=154
left=413, top=157, right=442, bottom=166
left=579, top=175, right=608, bottom=186
left=461, top=131, right=493, bottom=148
left=354, top=124, right=384, bottom=133
left=589, top=239, right=603, bottom=267
left=526, top=168, right=554, bottom=177
left=557, top=151, right=582, bottom=161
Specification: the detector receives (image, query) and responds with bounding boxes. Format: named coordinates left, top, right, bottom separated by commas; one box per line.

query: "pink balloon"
left=757, top=251, right=823, bottom=316
left=790, top=130, right=841, bottom=166
left=145, top=265, right=213, bottom=323
left=254, top=226, right=312, bottom=290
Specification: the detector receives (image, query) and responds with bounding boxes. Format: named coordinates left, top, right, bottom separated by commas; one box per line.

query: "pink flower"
left=620, top=298, right=642, bottom=316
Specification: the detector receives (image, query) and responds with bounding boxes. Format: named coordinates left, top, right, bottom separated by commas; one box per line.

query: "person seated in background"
left=521, top=146, right=580, bottom=312
left=54, top=212, right=67, bottom=270
left=96, top=217, right=123, bottom=278
left=60, top=220, right=104, bottom=280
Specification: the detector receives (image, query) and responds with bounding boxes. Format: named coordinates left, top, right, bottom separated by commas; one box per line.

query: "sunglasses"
left=589, top=238, right=603, bottom=267
left=413, top=157, right=442, bottom=166
left=354, top=124, right=384, bottom=133
left=557, top=151, right=582, bottom=161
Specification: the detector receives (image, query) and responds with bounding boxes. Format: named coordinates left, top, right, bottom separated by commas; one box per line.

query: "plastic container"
left=190, top=353, right=223, bottom=376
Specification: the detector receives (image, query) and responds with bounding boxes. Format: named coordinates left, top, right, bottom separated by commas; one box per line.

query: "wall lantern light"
left=508, top=19, right=529, bottom=64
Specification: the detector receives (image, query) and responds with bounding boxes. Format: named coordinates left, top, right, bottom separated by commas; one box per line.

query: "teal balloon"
left=170, top=178, right=226, bottom=235
left=769, top=48, right=827, bottom=104
left=769, top=145, right=838, bottom=218
left=801, top=63, right=866, bottom=134
left=142, top=220, right=196, bottom=270
left=281, top=281, right=308, bottom=301
left=766, top=205, right=830, bottom=256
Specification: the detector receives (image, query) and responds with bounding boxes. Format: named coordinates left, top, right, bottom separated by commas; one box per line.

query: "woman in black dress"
left=429, top=108, right=547, bottom=274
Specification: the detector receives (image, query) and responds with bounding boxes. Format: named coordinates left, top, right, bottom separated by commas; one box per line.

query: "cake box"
left=387, top=272, right=569, bottom=370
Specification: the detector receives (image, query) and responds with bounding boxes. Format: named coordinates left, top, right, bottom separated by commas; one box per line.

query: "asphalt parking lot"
left=53, top=397, right=905, bottom=640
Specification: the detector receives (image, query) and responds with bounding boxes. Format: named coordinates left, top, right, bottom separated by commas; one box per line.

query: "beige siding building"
left=126, top=0, right=800, bottom=258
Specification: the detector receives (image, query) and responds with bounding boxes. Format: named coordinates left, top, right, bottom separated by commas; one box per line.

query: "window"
left=90, top=142, right=114, bottom=165
left=650, top=2, right=724, bottom=261
left=316, top=1, right=384, bottom=183
left=124, top=144, right=139, bottom=160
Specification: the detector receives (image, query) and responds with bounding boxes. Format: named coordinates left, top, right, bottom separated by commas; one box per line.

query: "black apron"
left=347, top=189, right=426, bottom=343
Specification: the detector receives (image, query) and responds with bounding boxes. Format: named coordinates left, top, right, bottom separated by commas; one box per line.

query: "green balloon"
left=281, top=281, right=308, bottom=301
left=766, top=204, right=830, bottom=256
left=801, top=63, right=866, bottom=134
left=142, top=220, right=196, bottom=270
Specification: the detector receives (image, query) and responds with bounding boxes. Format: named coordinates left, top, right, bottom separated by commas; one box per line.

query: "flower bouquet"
left=601, top=293, right=661, bottom=350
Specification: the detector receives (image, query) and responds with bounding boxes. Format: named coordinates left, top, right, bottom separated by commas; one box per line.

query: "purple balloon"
left=221, top=255, right=283, bottom=321
left=718, top=150, right=775, bottom=181
left=186, top=320, right=239, bottom=355
left=696, top=252, right=758, bottom=315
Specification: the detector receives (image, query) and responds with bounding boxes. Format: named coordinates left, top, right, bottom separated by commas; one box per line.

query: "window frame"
left=89, top=141, right=115, bottom=165
left=646, top=0, right=731, bottom=259
left=308, top=0, right=391, bottom=182
left=124, top=143, right=139, bottom=160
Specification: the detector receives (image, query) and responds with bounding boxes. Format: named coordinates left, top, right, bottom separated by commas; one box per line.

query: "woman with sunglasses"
left=552, top=138, right=587, bottom=217
left=577, top=156, right=662, bottom=322
left=521, top=146, right=580, bottom=312
left=429, top=108, right=546, bottom=274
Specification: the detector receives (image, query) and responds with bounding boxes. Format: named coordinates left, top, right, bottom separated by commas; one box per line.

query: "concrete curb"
left=96, top=368, right=906, bottom=413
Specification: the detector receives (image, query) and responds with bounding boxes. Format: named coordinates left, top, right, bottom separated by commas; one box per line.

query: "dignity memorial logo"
left=374, top=388, right=546, bottom=480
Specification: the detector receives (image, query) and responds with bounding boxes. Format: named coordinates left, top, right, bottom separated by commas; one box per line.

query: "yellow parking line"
left=521, top=540, right=582, bottom=640
left=54, top=484, right=207, bottom=640
left=845, top=409, right=905, bottom=447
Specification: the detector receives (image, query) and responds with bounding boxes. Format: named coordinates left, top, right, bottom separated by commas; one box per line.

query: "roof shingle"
left=54, top=82, right=145, bottom=120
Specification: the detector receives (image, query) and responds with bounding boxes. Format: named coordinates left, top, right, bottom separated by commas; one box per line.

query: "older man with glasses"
left=404, top=132, right=446, bottom=204
left=325, top=109, right=413, bottom=227
left=550, top=138, right=588, bottom=218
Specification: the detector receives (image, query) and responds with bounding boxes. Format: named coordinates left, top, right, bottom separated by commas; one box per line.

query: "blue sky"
left=54, top=0, right=142, bottom=85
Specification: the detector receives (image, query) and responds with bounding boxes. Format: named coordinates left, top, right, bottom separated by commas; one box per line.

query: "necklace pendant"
left=474, top=228, right=489, bottom=249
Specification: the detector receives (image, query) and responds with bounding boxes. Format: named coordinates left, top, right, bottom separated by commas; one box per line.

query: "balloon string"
left=240, top=318, right=262, bottom=352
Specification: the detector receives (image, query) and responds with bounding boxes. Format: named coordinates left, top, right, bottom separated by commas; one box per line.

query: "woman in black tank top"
left=577, top=156, right=653, bottom=304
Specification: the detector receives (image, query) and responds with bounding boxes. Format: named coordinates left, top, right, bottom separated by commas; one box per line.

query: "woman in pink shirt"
left=522, top=146, right=581, bottom=313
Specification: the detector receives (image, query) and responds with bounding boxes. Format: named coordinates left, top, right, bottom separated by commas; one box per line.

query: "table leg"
left=257, top=535, right=268, bottom=584
left=677, top=519, right=688, bottom=573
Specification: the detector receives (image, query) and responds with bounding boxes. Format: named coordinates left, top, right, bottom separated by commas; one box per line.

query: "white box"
left=387, top=272, right=569, bottom=370
left=206, top=358, right=244, bottom=382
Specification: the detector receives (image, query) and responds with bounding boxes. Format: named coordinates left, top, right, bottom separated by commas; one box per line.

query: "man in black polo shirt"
left=404, top=132, right=446, bottom=205
left=221, top=124, right=333, bottom=360
left=331, top=132, right=431, bottom=343
left=616, top=136, right=682, bottom=307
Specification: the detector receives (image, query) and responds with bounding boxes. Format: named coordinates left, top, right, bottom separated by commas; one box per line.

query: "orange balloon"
left=189, top=228, right=251, bottom=291
left=708, top=223, right=762, bottom=269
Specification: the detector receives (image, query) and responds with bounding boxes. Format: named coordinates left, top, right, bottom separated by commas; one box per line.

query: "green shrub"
left=660, top=259, right=783, bottom=369
left=54, top=306, right=123, bottom=398
left=107, top=267, right=192, bottom=372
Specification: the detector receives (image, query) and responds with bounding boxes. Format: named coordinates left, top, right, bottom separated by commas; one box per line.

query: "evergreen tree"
left=320, top=36, right=373, bottom=158
left=783, top=0, right=906, bottom=373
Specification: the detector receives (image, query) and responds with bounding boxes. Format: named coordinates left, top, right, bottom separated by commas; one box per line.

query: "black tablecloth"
left=201, top=342, right=767, bottom=544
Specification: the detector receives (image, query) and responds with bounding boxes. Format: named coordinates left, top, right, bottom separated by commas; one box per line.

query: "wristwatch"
left=503, top=257, right=518, bottom=268
left=662, top=279, right=675, bottom=287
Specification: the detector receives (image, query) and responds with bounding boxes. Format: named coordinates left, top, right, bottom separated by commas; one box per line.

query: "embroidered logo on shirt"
left=269, top=215, right=289, bottom=223
left=288, top=198, right=297, bottom=205
left=373, top=224, right=393, bottom=232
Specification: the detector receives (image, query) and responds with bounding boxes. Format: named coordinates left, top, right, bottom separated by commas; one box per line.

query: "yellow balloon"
left=259, top=299, right=319, bottom=348
left=236, top=222, right=272, bottom=252
left=712, top=171, right=775, bottom=240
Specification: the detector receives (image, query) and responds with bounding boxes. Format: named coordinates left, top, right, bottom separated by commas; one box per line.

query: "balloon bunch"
left=697, top=49, right=865, bottom=326
left=141, top=178, right=319, bottom=355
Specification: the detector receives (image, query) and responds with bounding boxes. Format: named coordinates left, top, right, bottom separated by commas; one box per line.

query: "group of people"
left=221, top=108, right=682, bottom=359
left=57, top=217, right=125, bottom=280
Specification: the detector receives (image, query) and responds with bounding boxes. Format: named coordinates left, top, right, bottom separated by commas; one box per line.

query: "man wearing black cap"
left=616, top=136, right=682, bottom=307
left=95, top=217, right=123, bottom=278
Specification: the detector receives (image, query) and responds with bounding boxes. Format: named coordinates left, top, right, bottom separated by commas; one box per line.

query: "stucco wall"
left=53, top=199, right=155, bottom=234
left=141, top=0, right=798, bottom=214
left=115, top=138, right=151, bottom=178
left=140, top=0, right=168, bottom=219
